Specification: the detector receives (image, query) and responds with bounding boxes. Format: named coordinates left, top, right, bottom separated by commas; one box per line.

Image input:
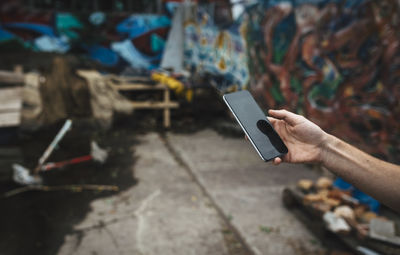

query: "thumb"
left=268, top=109, right=298, bottom=126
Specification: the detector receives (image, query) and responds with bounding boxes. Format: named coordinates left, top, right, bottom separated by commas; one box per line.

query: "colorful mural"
left=0, top=1, right=171, bottom=69
left=244, top=0, right=400, bottom=163
left=184, top=8, right=250, bottom=91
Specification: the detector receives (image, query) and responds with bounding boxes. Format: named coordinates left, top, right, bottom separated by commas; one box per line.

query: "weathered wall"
left=243, top=0, right=400, bottom=163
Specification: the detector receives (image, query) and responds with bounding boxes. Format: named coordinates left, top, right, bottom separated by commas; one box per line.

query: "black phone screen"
left=223, top=90, right=288, bottom=161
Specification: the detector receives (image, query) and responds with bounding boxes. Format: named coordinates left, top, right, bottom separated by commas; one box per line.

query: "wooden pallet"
left=107, top=76, right=179, bottom=128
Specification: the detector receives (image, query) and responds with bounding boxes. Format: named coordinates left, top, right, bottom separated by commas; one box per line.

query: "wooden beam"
left=106, top=73, right=151, bottom=80
left=0, top=88, right=22, bottom=111
left=111, top=83, right=167, bottom=91
left=0, top=108, right=21, bottom=113
left=106, top=75, right=152, bottom=82
left=131, top=101, right=179, bottom=109
left=0, top=112, right=20, bottom=127
left=164, top=88, right=171, bottom=128
left=0, top=71, right=24, bottom=84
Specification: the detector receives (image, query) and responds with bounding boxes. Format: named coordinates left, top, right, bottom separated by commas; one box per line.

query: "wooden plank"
left=131, top=101, right=179, bottom=109
left=0, top=112, right=20, bottom=127
left=111, top=83, right=167, bottom=91
left=0, top=71, right=24, bottom=84
left=0, top=87, right=22, bottom=112
left=164, top=88, right=171, bottom=128
left=0, top=109, right=20, bottom=113
left=106, top=75, right=151, bottom=82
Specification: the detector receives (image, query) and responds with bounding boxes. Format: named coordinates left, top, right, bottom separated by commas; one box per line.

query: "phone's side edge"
left=223, top=95, right=268, bottom=162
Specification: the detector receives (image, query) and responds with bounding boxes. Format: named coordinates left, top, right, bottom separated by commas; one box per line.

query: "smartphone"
left=223, top=90, right=288, bottom=161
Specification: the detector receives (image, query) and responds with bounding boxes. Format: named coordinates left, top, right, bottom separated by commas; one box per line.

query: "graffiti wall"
left=1, top=0, right=399, bottom=162
left=184, top=8, right=250, bottom=91
left=244, top=0, right=400, bottom=163
left=0, top=0, right=171, bottom=69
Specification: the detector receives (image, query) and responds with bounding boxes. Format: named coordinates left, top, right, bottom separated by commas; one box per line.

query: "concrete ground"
left=58, top=130, right=326, bottom=255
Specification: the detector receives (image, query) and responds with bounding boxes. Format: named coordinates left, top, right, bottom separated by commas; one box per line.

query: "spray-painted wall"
left=242, top=0, right=400, bottom=163
left=0, top=1, right=171, bottom=69
left=184, top=7, right=250, bottom=91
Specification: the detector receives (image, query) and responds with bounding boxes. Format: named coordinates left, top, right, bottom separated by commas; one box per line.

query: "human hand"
left=266, top=109, right=328, bottom=165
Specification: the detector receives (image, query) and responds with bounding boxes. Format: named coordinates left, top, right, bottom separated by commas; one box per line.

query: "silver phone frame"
left=223, top=94, right=268, bottom=161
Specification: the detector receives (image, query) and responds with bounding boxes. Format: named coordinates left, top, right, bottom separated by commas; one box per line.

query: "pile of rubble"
left=283, top=177, right=400, bottom=255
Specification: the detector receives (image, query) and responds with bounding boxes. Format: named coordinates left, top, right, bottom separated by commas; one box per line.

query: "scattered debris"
left=12, top=119, right=74, bottom=184
left=34, top=119, right=72, bottom=174
left=333, top=177, right=380, bottom=212
left=12, top=163, right=42, bottom=185
left=297, top=179, right=313, bottom=191
left=356, top=246, right=381, bottom=255
left=334, top=206, right=355, bottom=221
left=11, top=119, right=110, bottom=193
left=316, top=177, right=333, bottom=190
left=77, top=70, right=133, bottom=129
left=360, top=211, right=378, bottom=223
left=369, top=218, right=400, bottom=246
left=284, top=177, right=400, bottom=255
left=41, top=141, right=108, bottom=171
left=323, top=212, right=351, bottom=234
left=3, top=184, right=119, bottom=198
left=0, top=148, right=19, bottom=183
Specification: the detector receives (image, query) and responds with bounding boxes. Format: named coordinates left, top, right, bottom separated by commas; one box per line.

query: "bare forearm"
left=321, top=134, right=400, bottom=212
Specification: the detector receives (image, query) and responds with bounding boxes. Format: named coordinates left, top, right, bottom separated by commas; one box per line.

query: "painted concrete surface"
left=167, top=129, right=326, bottom=255
left=58, top=133, right=229, bottom=255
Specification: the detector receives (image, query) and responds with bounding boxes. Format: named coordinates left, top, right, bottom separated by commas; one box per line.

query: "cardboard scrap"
left=334, top=205, right=355, bottom=221
left=323, top=211, right=351, bottom=234
left=369, top=218, right=400, bottom=246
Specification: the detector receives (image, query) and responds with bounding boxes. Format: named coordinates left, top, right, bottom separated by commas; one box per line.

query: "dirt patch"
left=0, top=83, right=244, bottom=255
left=0, top=120, right=138, bottom=255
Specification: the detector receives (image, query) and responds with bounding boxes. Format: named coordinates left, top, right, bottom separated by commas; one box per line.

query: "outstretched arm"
left=267, top=109, right=400, bottom=212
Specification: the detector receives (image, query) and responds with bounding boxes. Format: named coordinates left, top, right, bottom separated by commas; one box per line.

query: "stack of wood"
left=0, top=66, right=24, bottom=182
left=0, top=66, right=24, bottom=128
left=283, top=177, right=400, bottom=255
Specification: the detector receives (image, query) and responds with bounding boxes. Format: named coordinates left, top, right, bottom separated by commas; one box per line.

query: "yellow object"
left=185, top=89, right=193, bottom=102
left=152, top=72, right=193, bottom=102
